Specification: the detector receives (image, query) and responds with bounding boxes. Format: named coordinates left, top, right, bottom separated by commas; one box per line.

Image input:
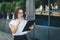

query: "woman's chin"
left=18, top=17, right=23, bottom=19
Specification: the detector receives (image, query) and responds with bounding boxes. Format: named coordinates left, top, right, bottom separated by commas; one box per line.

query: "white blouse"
left=9, top=19, right=29, bottom=36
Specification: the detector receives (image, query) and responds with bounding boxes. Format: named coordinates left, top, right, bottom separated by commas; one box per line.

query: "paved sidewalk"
left=0, top=31, right=13, bottom=40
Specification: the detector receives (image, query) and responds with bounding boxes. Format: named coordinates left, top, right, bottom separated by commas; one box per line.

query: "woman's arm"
left=10, top=22, right=20, bottom=34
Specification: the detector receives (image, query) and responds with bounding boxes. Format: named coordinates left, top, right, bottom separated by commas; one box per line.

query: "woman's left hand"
left=29, top=25, right=34, bottom=30
left=27, top=25, right=34, bottom=33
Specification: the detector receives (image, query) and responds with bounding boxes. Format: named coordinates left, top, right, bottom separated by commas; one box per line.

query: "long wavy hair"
left=13, top=7, right=26, bottom=19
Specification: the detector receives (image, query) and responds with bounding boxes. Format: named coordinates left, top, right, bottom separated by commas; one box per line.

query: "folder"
left=22, top=20, right=35, bottom=32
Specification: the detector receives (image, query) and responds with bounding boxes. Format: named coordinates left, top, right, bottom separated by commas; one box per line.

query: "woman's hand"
left=28, top=25, right=34, bottom=32
left=10, top=21, right=20, bottom=34
left=29, top=25, right=34, bottom=30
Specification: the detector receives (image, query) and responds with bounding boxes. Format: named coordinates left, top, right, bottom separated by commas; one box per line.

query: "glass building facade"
left=35, top=0, right=60, bottom=27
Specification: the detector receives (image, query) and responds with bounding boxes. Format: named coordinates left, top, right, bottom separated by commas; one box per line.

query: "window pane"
left=49, top=0, right=60, bottom=27
left=49, top=0, right=60, bottom=11
left=50, top=12, right=60, bottom=27
left=35, top=0, right=49, bottom=26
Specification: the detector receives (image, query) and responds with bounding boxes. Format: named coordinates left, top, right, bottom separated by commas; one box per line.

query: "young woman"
left=9, top=7, right=34, bottom=40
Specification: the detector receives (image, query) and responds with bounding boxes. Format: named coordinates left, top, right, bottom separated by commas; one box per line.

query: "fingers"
left=10, top=24, right=14, bottom=27
left=18, top=21, right=20, bottom=23
left=29, top=25, right=34, bottom=30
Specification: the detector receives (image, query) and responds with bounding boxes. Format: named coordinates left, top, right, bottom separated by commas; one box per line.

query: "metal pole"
left=48, top=0, right=50, bottom=40
left=26, top=0, right=35, bottom=40
left=26, top=0, right=35, bottom=20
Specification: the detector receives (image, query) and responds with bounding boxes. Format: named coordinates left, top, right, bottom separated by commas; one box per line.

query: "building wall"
left=0, top=19, right=11, bottom=33
left=0, top=19, right=60, bottom=40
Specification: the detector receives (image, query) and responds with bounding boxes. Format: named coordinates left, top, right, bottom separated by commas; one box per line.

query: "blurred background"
left=0, top=0, right=60, bottom=40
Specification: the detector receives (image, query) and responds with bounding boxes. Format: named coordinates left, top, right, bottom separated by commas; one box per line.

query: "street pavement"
left=0, top=31, right=13, bottom=40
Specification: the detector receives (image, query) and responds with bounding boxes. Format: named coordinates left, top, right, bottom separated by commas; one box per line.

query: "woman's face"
left=17, top=9, right=24, bottom=19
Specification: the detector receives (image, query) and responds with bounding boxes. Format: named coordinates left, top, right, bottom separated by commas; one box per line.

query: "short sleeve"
left=9, top=20, right=15, bottom=28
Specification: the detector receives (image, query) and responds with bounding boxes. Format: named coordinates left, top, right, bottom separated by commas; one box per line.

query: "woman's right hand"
left=17, top=19, right=22, bottom=25
left=17, top=21, right=20, bottom=25
left=10, top=21, right=20, bottom=34
left=17, top=19, right=21, bottom=25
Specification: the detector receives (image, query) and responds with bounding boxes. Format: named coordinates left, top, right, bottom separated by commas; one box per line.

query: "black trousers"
left=14, top=35, right=28, bottom=40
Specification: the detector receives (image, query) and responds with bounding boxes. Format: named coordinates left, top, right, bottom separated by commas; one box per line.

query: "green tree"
left=0, top=0, right=26, bottom=15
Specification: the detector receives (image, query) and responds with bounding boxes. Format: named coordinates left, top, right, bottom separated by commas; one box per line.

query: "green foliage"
left=0, top=0, right=26, bottom=14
